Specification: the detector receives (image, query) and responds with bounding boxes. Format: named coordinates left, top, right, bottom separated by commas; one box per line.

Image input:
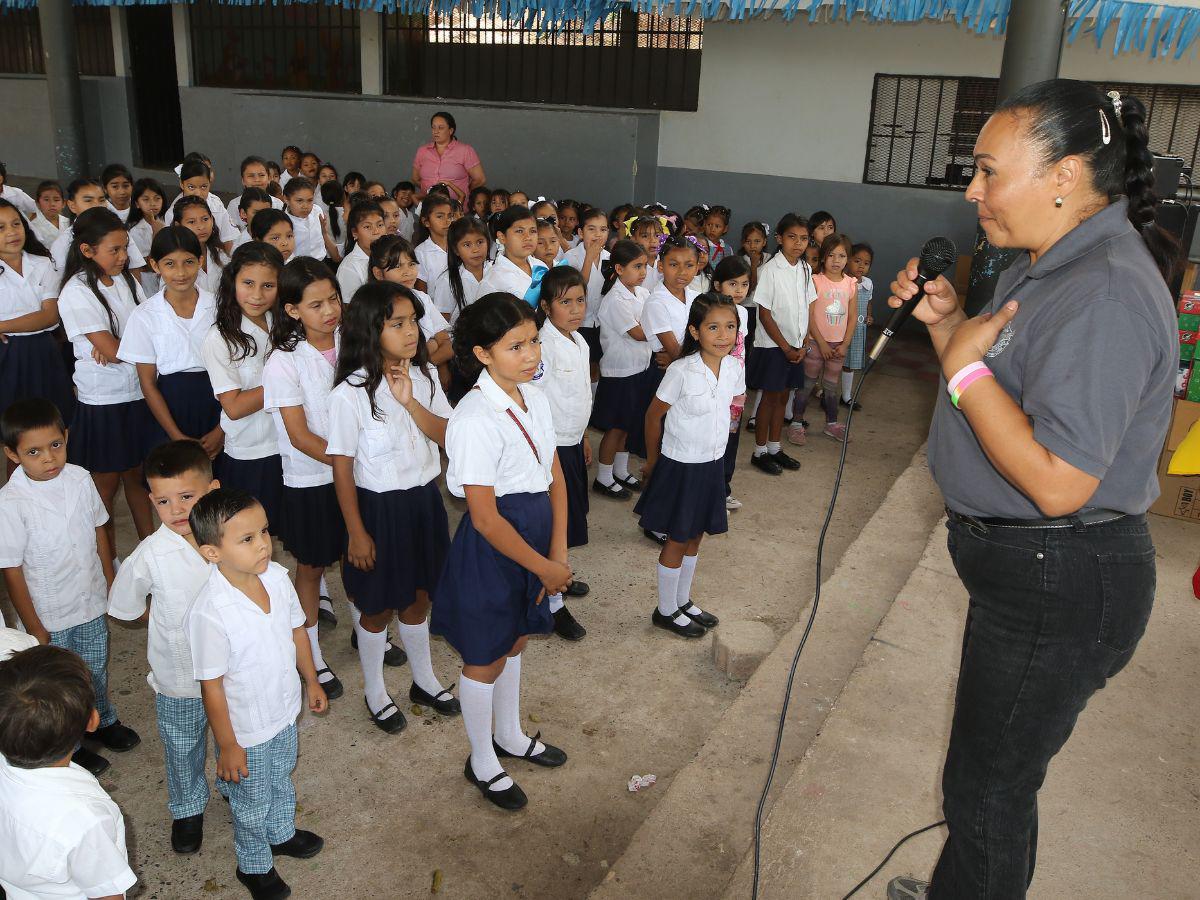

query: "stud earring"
left=1055, top=197, right=1064, bottom=208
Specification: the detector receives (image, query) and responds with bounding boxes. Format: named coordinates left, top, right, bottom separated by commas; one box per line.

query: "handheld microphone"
left=867, top=236, right=957, bottom=363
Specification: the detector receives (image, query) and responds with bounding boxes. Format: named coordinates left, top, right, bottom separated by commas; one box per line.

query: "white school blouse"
left=413, top=287, right=450, bottom=341
left=0, top=184, right=37, bottom=220
left=29, top=213, right=64, bottom=248
left=656, top=354, right=746, bottom=464
left=415, top=238, right=448, bottom=286
left=478, top=252, right=548, bottom=304
left=532, top=321, right=592, bottom=446
left=562, top=243, right=610, bottom=327
left=0, top=253, right=57, bottom=335
left=0, top=758, right=137, bottom=900
left=429, top=263, right=490, bottom=323
left=642, top=283, right=699, bottom=353
left=57, top=273, right=145, bottom=404
left=194, top=249, right=229, bottom=295
left=105, top=202, right=131, bottom=223
left=397, top=207, right=416, bottom=242
left=445, top=367, right=556, bottom=499
left=642, top=263, right=661, bottom=295
left=262, top=337, right=338, bottom=488
left=187, top=561, right=305, bottom=748
left=117, top=288, right=217, bottom=375
left=288, top=209, right=327, bottom=261
left=326, top=364, right=451, bottom=493
left=336, top=243, right=370, bottom=302
left=51, top=224, right=147, bottom=272
left=201, top=316, right=278, bottom=460
left=597, top=280, right=652, bottom=378
left=224, top=194, right=284, bottom=229
left=108, top=524, right=209, bottom=700
left=752, top=253, right=814, bottom=351
left=164, top=193, right=239, bottom=243
left=0, top=465, right=109, bottom=632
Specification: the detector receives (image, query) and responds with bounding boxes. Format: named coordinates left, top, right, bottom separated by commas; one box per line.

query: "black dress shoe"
left=72, top=746, right=110, bottom=776
left=90, top=720, right=141, bottom=752
left=270, top=829, right=324, bottom=859
left=552, top=606, right=587, bottom=641
left=770, top=450, right=801, bottom=471
left=651, top=608, right=706, bottom=638
left=315, top=668, right=343, bottom=700
left=592, top=479, right=630, bottom=500
left=236, top=866, right=291, bottom=900
left=493, top=731, right=568, bottom=767
left=365, top=698, right=408, bottom=734
left=409, top=682, right=462, bottom=716
left=615, top=474, right=643, bottom=493
left=642, top=528, right=668, bottom=546
left=464, top=758, right=527, bottom=811
left=680, top=605, right=720, bottom=628
left=171, top=813, right=204, bottom=854
left=840, top=398, right=862, bottom=411
left=565, top=579, right=590, bottom=598
left=750, top=453, right=783, bottom=476
left=350, top=631, right=408, bottom=667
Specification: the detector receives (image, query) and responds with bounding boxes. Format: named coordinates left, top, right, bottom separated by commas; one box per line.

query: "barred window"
left=866, top=73, right=1200, bottom=190
left=189, top=0, right=360, bottom=93
left=383, top=10, right=702, bottom=111
left=0, top=7, right=114, bottom=77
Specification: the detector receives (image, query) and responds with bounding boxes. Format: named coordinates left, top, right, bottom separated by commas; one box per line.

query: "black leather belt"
left=946, top=507, right=1138, bottom=531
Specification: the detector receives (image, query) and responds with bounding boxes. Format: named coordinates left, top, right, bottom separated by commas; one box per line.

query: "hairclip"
left=1099, top=109, right=1111, bottom=146
left=762, top=222, right=771, bottom=235
left=1107, top=90, right=1123, bottom=123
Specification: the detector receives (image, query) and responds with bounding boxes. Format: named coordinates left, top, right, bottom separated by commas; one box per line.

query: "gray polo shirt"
left=928, top=199, right=1176, bottom=518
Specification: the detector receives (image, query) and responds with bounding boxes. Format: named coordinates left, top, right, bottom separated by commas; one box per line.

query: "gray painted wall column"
left=361, top=12, right=384, bottom=95
left=37, top=0, right=89, bottom=181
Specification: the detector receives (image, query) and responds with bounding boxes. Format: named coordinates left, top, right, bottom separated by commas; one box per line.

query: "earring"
left=1055, top=197, right=1064, bottom=208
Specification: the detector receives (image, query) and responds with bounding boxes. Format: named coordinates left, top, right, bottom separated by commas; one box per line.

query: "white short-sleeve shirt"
left=531, top=321, right=592, bottom=446
left=479, top=252, right=548, bottom=306
left=336, top=244, right=370, bottom=303
left=116, top=288, right=217, bottom=375
left=642, top=283, right=698, bottom=353
left=262, top=338, right=338, bottom=487
left=186, top=561, right=305, bottom=748
left=413, top=288, right=450, bottom=340
left=561, top=243, right=610, bottom=327
left=445, top=368, right=556, bottom=499
left=0, top=759, right=137, bottom=900
left=326, top=364, right=451, bottom=493
left=0, top=465, right=109, bottom=632
left=598, top=280, right=652, bottom=377
left=29, top=214, right=64, bottom=249
left=51, top=224, right=147, bottom=273
left=656, top=353, right=746, bottom=463
left=0, top=253, right=58, bottom=335
left=415, top=238, right=448, bottom=286
left=0, top=184, right=37, bottom=220
left=200, top=317, right=277, bottom=460
left=752, top=253, right=814, bottom=351
left=397, top=207, right=416, bottom=243
left=429, top=263, right=490, bottom=323
left=288, top=209, right=326, bottom=261
left=106, top=202, right=131, bottom=224
left=56, top=273, right=145, bottom=405
left=107, top=524, right=209, bottom=699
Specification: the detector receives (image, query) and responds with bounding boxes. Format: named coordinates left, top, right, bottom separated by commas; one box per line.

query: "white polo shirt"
left=288, top=209, right=326, bottom=261
left=187, top=561, right=305, bottom=748
left=51, top=224, right=147, bottom=272
left=57, top=274, right=145, bottom=404
left=752, top=253, right=814, bottom=351
left=262, top=338, right=338, bottom=487
left=562, top=243, right=610, bottom=327
left=0, top=252, right=58, bottom=335
left=445, top=368, right=556, bottom=499
left=108, top=524, right=209, bottom=700
left=201, top=317, right=278, bottom=460
left=0, top=758, right=137, bottom=900
left=326, top=364, right=451, bottom=493
left=642, top=283, right=698, bottom=353
left=656, top=353, right=746, bottom=464
left=429, top=263, right=490, bottom=323
left=415, top=238, right=448, bottom=286
left=597, top=280, right=652, bottom=378
left=336, top=243, right=370, bottom=303
left=0, top=465, right=109, bottom=632
left=479, top=252, right=547, bottom=306
left=164, top=193, right=239, bottom=243
left=531, top=321, right=591, bottom=446
left=116, top=288, right=217, bottom=375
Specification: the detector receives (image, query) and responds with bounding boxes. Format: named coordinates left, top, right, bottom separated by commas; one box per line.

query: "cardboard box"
left=1179, top=294, right=1200, bottom=314
left=1180, top=313, right=1200, bottom=332
left=1177, top=364, right=1193, bottom=399
left=1151, top=398, right=1200, bottom=521
left=1183, top=343, right=1196, bottom=362
left=1187, top=376, right=1200, bottom=403
left=1181, top=329, right=1199, bottom=346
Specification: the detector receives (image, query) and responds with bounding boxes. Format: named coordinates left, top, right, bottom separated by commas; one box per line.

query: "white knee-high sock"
left=319, top=574, right=330, bottom=598
left=306, top=625, right=332, bottom=682
left=397, top=618, right=444, bottom=698
left=676, top=554, right=699, bottom=613
left=354, top=622, right=390, bottom=713
left=614, top=452, right=631, bottom=482
left=657, top=563, right=688, bottom=624
left=842, top=371, right=854, bottom=403
left=492, top=654, right=544, bottom=756
left=785, top=391, right=795, bottom=420
left=749, top=391, right=762, bottom=418
left=460, top=675, right=511, bottom=789
left=548, top=593, right=565, bottom=613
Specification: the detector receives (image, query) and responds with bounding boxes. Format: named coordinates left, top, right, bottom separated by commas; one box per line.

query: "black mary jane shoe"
left=493, top=731, right=568, bottom=768
left=270, top=829, right=324, bottom=859
left=236, top=866, right=291, bottom=900
left=750, top=453, right=783, bottom=476
left=615, top=474, right=643, bottom=493
left=315, top=668, right=343, bottom=700
left=642, top=528, right=668, bottom=546
left=565, top=579, right=590, bottom=598
left=171, top=813, right=204, bottom=854
left=317, top=598, right=337, bottom=627
left=90, top=720, right=141, bottom=752
left=592, top=478, right=631, bottom=500
left=71, top=746, right=110, bottom=776
left=651, top=608, right=706, bottom=638
left=366, top=698, right=408, bottom=734
left=680, top=605, right=720, bottom=628
left=464, top=759, right=527, bottom=811
left=552, top=606, right=587, bottom=641
left=770, top=450, right=801, bottom=472
left=409, top=682, right=462, bottom=716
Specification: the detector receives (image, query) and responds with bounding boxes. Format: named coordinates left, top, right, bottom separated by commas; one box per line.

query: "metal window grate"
left=189, top=0, right=361, bottom=93
left=383, top=10, right=702, bottom=110
left=0, top=7, right=113, bottom=77
left=866, top=73, right=1200, bottom=190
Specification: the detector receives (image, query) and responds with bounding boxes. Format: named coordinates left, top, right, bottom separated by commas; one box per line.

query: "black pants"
left=931, top=514, right=1155, bottom=899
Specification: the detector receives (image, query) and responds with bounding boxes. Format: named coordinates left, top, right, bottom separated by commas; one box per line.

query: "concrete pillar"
left=172, top=3, right=193, bottom=88
left=37, top=0, right=89, bottom=181
left=360, top=11, right=384, bottom=96
left=109, top=7, right=130, bottom=78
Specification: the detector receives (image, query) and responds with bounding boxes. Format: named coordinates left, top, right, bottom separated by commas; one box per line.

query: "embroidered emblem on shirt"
left=986, top=323, right=1015, bottom=358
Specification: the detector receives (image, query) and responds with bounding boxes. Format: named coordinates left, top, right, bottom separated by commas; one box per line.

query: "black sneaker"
left=71, top=746, right=110, bottom=776
left=171, top=813, right=204, bottom=854
left=270, top=829, right=324, bottom=859
left=770, top=450, right=801, bottom=471
left=552, top=606, right=587, bottom=641
left=90, top=720, right=141, bottom=752
left=236, top=866, right=291, bottom=900
left=750, top=453, right=783, bottom=476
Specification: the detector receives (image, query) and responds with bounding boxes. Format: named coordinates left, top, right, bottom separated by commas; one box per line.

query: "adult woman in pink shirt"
left=411, top=111, right=487, bottom=204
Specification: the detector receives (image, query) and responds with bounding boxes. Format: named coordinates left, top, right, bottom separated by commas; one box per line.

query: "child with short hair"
left=186, top=488, right=327, bottom=898
left=108, top=440, right=218, bottom=855
left=702, top=205, right=732, bottom=265
left=101, top=163, right=134, bottom=223
left=0, top=398, right=141, bottom=776
left=29, top=179, right=66, bottom=247
left=0, top=644, right=138, bottom=899
left=392, top=180, right=417, bottom=241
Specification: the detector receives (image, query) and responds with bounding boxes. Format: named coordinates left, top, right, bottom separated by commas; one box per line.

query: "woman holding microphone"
left=886, top=80, right=1177, bottom=900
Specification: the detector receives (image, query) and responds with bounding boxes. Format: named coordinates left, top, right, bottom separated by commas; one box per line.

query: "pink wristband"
left=950, top=366, right=994, bottom=409
left=946, top=361, right=989, bottom=397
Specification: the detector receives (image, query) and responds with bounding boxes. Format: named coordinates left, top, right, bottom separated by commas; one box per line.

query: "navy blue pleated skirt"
left=144, top=371, right=222, bottom=454
left=557, top=441, right=589, bottom=548
left=432, top=491, right=553, bottom=666
left=343, top=480, right=450, bottom=615
left=747, top=346, right=805, bottom=392
left=634, top=456, right=728, bottom=543
left=591, top=372, right=644, bottom=433
left=67, top=399, right=150, bottom=474
left=0, top=332, right=76, bottom=426
left=626, top=362, right=665, bottom=459
left=218, top=453, right=284, bottom=534
left=278, top=482, right=347, bottom=568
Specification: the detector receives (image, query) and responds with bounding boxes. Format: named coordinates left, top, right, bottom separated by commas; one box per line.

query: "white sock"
left=460, top=675, right=511, bottom=789
left=598, top=463, right=615, bottom=487
left=657, top=563, right=689, bottom=624
left=549, top=593, right=565, bottom=613
left=306, top=625, right=333, bottom=682
left=614, top=452, right=632, bottom=482
left=754, top=443, right=768, bottom=457
left=348, top=603, right=362, bottom=627
left=354, top=621, right=390, bottom=714
left=319, top=574, right=330, bottom=598
left=676, top=554, right=699, bottom=613
left=842, top=371, right=854, bottom=403
left=749, top=391, right=762, bottom=419
left=493, top=654, right=545, bottom=757
left=785, top=392, right=795, bottom=420
left=397, top=618, right=445, bottom=699
left=767, top=440, right=781, bottom=455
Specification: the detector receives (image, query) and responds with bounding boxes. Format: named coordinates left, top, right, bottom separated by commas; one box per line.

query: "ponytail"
left=1118, top=96, right=1180, bottom=284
